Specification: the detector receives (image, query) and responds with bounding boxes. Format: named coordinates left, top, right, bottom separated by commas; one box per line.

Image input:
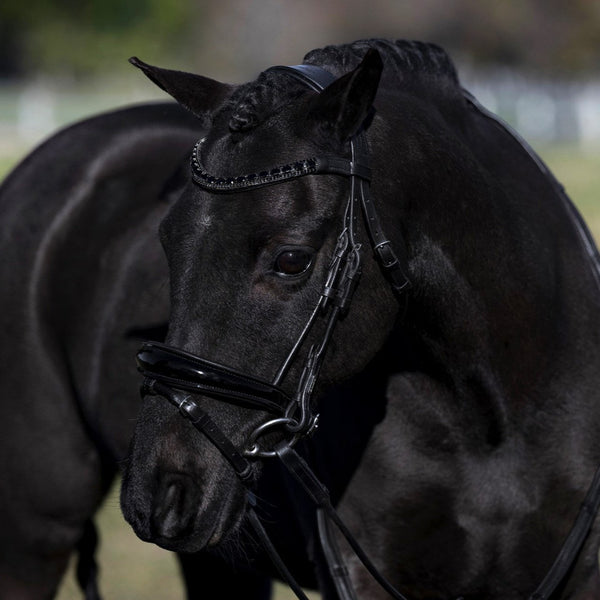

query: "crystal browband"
left=191, top=139, right=371, bottom=193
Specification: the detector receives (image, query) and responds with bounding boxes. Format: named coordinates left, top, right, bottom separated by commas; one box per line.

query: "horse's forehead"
left=205, top=134, right=306, bottom=181
left=205, top=104, right=313, bottom=174
left=200, top=177, right=332, bottom=225
left=174, top=174, right=344, bottom=252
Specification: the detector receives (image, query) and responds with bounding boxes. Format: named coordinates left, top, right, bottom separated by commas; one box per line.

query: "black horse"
left=0, top=102, right=275, bottom=598
left=120, top=38, right=600, bottom=599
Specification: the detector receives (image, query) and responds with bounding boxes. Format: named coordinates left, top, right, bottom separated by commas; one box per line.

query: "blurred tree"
left=0, top=0, right=197, bottom=79
left=188, top=0, right=599, bottom=80
left=407, top=0, right=600, bottom=75
left=0, top=0, right=598, bottom=80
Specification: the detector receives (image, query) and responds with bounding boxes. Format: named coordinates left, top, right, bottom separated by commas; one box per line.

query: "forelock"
left=221, top=72, right=307, bottom=133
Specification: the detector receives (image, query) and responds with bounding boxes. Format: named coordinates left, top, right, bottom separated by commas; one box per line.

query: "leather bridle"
left=135, top=63, right=600, bottom=600
left=138, top=63, right=411, bottom=464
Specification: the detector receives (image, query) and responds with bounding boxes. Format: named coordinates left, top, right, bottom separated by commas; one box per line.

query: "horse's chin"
left=152, top=495, right=248, bottom=553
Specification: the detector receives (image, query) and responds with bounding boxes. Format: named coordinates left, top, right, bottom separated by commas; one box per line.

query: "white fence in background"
left=0, top=71, right=599, bottom=153
left=464, top=71, right=600, bottom=149
left=0, top=78, right=165, bottom=154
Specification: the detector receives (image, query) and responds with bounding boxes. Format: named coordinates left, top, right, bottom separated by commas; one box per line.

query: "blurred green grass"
left=56, top=480, right=320, bottom=600
left=538, top=145, right=600, bottom=237
left=56, top=481, right=185, bottom=599
left=0, top=154, right=21, bottom=179
left=1, top=143, right=598, bottom=599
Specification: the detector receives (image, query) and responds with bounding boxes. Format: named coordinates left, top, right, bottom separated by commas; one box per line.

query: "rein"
left=136, top=64, right=600, bottom=600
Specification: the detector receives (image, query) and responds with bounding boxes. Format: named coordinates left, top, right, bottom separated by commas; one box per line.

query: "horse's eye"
left=274, top=248, right=313, bottom=277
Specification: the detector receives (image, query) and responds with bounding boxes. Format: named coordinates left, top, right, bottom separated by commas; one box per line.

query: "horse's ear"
left=129, top=57, right=234, bottom=122
left=308, top=49, right=383, bottom=142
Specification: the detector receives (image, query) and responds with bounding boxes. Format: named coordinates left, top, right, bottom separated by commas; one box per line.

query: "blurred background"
left=0, top=1, right=598, bottom=598
left=1, top=0, right=599, bottom=162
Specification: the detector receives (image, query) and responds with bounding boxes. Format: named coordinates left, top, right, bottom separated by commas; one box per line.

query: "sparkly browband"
left=191, top=138, right=371, bottom=193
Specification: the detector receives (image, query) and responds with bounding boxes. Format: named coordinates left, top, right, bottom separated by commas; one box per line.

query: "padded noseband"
left=137, top=342, right=291, bottom=414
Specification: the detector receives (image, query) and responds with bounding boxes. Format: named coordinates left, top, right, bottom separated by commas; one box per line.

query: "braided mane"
left=304, top=39, right=459, bottom=84
left=222, top=39, right=460, bottom=133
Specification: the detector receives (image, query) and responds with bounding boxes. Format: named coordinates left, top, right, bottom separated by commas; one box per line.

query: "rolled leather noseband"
left=137, top=342, right=291, bottom=414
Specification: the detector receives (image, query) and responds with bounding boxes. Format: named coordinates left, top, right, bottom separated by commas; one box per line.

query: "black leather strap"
left=267, top=64, right=336, bottom=92
left=527, top=464, right=600, bottom=600
left=144, top=379, right=254, bottom=481
left=315, top=155, right=371, bottom=181
left=275, top=443, right=409, bottom=600
left=191, top=145, right=371, bottom=193
left=317, top=509, right=359, bottom=600
left=246, top=496, right=313, bottom=600
left=137, top=342, right=290, bottom=414
left=348, top=121, right=411, bottom=296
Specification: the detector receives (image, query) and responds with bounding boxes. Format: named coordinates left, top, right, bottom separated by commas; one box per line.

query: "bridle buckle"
left=178, top=396, right=197, bottom=419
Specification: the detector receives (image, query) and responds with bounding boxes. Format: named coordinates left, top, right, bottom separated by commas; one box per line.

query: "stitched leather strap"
left=268, top=64, right=336, bottom=92
left=317, top=509, right=359, bottom=600
left=246, top=495, right=313, bottom=600
left=275, top=443, right=410, bottom=600
left=144, top=379, right=254, bottom=480
left=351, top=130, right=411, bottom=296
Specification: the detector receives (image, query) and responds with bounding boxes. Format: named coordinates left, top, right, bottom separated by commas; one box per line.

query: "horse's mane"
left=223, top=39, right=461, bottom=133
left=304, top=39, right=459, bottom=84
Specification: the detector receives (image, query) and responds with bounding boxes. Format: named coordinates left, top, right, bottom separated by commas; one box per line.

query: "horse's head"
left=120, top=50, right=402, bottom=552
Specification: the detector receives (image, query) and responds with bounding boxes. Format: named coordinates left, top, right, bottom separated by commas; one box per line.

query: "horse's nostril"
left=151, top=475, right=197, bottom=540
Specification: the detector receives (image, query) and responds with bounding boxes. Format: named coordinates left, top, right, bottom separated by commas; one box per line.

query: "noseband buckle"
left=177, top=396, right=197, bottom=419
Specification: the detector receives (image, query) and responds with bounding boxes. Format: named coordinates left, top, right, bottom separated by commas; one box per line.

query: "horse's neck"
left=372, top=96, right=600, bottom=425
left=403, top=195, right=600, bottom=439
left=401, top=238, right=509, bottom=445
